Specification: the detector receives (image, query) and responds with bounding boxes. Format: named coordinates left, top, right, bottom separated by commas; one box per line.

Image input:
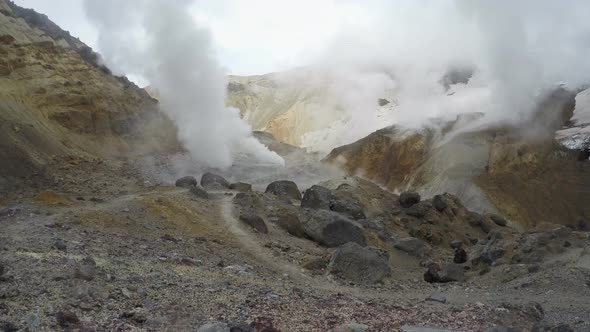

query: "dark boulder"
left=303, top=210, right=366, bottom=247
left=55, top=311, right=80, bottom=328
left=301, top=185, right=333, bottom=209
left=233, top=192, right=262, bottom=211
left=432, top=194, right=448, bottom=211
left=577, top=219, right=589, bottom=232
left=467, top=212, right=493, bottom=233
left=475, top=246, right=506, bottom=265
left=399, top=191, right=421, bottom=208
left=472, top=238, right=506, bottom=266
left=201, top=173, right=230, bottom=190
left=467, top=211, right=484, bottom=227
left=0, top=321, right=18, bottom=332
left=175, top=176, right=197, bottom=188
left=229, top=182, right=252, bottom=192
left=480, top=219, right=494, bottom=233
left=238, top=213, right=268, bottom=234
left=265, top=180, right=302, bottom=201
left=424, top=263, right=465, bottom=283
left=327, top=242, right=391, bottom=284
left=190, top=186, right=209, bottom=199
left=404, top=202, right=430, bottom=218
left=394, top=237, right=432, bottom=258
left=453, top=247, right=467, bottom=264
left=490, top=214, right=508, bottom=227
left=329, top=199, right=366, bottom=220
left=378, top=98, right=390, bottom=106
left=268, top=208, right=306, bottom=238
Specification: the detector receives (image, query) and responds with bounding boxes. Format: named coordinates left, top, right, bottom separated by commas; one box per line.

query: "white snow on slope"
left=556, top=88, right=590, bottom=150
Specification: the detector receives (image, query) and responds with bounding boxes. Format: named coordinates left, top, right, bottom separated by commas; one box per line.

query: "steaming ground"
left=138, top=133, right=343, bottom=191
left=84, top=0, right=284, bottom=170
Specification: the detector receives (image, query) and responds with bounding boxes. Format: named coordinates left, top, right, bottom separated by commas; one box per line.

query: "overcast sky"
left=13, top=0, right=383, bottom=75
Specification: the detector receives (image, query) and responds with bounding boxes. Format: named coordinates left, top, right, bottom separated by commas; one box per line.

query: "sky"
left=13, top=0, right=380, bottom=75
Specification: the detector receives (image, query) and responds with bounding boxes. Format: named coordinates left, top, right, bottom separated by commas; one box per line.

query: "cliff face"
left=325, top=88, right=590, bottom=228
left=0, top=0, right=178, bottom=187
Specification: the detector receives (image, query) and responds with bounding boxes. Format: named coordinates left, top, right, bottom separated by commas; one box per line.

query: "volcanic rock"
left=201, top=173, right=230, bottom=190
left=303, top=210, right=366, bottom=247
left=229, top=182, right=252, bottom=192
left=301, top=185, right=333, bottom=209
left=399, top=191, right=421, bottom=208
left=327, top=242, right=391, bottom=284
left=175, top=176, right=197, bottom=188
left=190, top=185, right=209, bottom=199
left=394, top=237, right=432, bottom=258
left=432, top=194, right=448, bottom=211
left=265, top=180, right=302, bottom=201
left=238, top=213, right=268, bottom=234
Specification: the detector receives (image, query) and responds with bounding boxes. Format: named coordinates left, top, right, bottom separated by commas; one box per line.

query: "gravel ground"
left=0, top=161, right=588, bottom=331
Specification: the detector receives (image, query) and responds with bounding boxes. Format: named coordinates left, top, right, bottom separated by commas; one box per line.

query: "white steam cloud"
left=83, top=0, right=284, bottom=169
left=297, top=0, right=590, bottom=152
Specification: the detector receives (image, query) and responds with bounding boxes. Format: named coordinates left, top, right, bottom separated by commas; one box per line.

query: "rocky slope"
left=2, top=166, right=589, bottom=331
left=0, top=0, right=178, bottom=190
left=324, top=88, right=590, bottom=229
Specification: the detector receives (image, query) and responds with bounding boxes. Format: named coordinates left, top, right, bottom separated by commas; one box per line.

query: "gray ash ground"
left=0, top=159, right=589, bottom=332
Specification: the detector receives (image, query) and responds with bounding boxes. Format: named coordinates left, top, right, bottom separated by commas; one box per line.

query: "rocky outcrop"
left=301, top=185, right=333, bottom=210
left=175, top=176, right=198, bottom=188
left=0, top=0, right=178, bottom=189
left=324, top=125, right=433, bottom=191
left=424, top=263, right=466, bottom=283
left=201, top=173, right=230, bottom=190
left=324, top=88, right=590, bottom=228
left=327, top=242, right=391, bottom=284
left=265, top=180, right=302, bottom=202
left=394, top=237, right=432, bottom=258
left=303, top=210, right=366, bottom=247
left=238, top=212, right=268, bottom=234
left=229, top=182, right=252, bottom=192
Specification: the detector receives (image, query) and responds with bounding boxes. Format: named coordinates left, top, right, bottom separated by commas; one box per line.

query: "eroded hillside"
left=0, top=0, right=178, bottom=189
left=325, top=88, right=590, bottom=228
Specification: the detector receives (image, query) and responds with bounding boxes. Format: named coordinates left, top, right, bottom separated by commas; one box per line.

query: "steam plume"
left=301, top=0, right=590, bottom=151
left=83, top=0, right=284, bottom=169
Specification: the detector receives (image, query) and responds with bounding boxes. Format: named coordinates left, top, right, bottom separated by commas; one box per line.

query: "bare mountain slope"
left=226, top=70, right=342, bottom=147
left=325, top=88, right=590, bottom=228
left=0, top=0, right=178, bottom=189
left=226, top=68, right=397, bottom=152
